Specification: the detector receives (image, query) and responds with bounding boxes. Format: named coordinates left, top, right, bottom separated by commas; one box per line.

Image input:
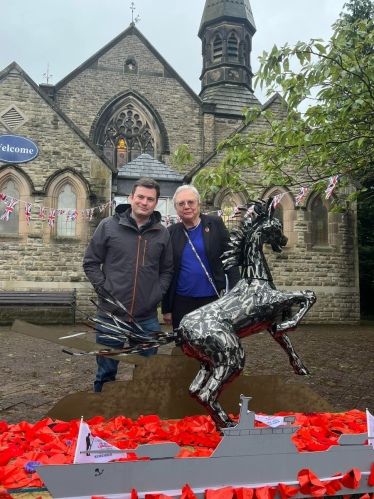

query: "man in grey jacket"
left=83, top=178, right=174, bottom=392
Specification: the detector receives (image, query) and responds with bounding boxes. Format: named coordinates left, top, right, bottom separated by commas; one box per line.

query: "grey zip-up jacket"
left=83, top=205, right=174, bottom=321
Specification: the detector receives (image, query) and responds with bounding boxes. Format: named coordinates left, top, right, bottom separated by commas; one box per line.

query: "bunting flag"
left=295, top=186, right=310, bottom=206
left=217, top=210, right=224, bottom=217
left=81, top=210, right=86, bottom=222
left=99, top=204, right=107, bottom=213
left=165, top=215, right=170, bottom=228
left=89, top=208, right=94, bottom=221
left=48, top=208, right=56, bottom=228
left=176, top=216, right=181, bottom=223
left=57, top=209, right=65, bottom=216
left=65, top=210, right=71, bottom=224
left=24, top=202, right=32, bottom=225
left=229, top=206, right=240, bottom=220
left=244, top=205, right=255, bottom=218
left=325, top=175, right=340, bottom=199
left=70, top=210, right=78, bottom=222
left=74, top=419, right=128, bottom=464
left=0, top=197, right=19, bottom=221
left=40, top=206, right=46, bottom=220
left=0, top=192, right=8, bottom=202
left=86, top=209, right=90, bottom=222
left=270, top=194, right=284, bottom=212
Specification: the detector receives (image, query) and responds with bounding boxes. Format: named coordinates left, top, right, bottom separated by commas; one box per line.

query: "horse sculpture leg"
left=268, top=290, right=316, bottom=375
left=271, top=333, right=309, bottom=375
left=181, top=321, right=246, bottom=428
left=276, top=290, right=316, bottom=334
left=194, top=360, right=245, bottom=428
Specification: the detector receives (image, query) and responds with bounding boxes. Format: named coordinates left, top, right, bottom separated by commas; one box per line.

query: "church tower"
left=199, top=0, right=259, bottom=116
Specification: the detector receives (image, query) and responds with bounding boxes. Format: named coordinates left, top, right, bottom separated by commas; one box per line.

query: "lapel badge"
left=205, top=227, right=210, bottom=232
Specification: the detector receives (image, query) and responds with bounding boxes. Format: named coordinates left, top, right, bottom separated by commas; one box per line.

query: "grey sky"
left=1, top=0, right=345, bottom=104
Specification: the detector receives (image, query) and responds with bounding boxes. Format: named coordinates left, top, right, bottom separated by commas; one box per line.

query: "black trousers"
left=172, top=293, right=218, bottom=329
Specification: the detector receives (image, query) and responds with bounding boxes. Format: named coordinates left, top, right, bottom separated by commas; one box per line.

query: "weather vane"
left=130, top=2, right=140, bottom=25
left=43, top=63, right=53, bottom=84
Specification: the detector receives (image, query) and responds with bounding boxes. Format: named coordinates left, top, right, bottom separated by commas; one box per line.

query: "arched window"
left=103, top=105, right=156, bottom=168
left=312, top=197, right=328, bottom=246
left=213, top=34, right=223, bottom=62
left=228, top=33, right=239, bottom=61
left=0, top=180, right=20, bottom=234
left=273, top=204, right=284, bottom=226
left=45, top=172, right=90, bottom=243
left=57, top=184, right=77, bottom=237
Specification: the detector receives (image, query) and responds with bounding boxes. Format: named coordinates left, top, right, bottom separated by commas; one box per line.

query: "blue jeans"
left=94, top=315, right=160, bottom=392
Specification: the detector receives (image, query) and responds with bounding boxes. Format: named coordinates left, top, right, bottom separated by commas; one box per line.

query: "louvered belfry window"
left=213, top=34, right=223, bottom=61
left=0, top=106, right=26, bottom=130
left=228, top=33, right=239, bottom=60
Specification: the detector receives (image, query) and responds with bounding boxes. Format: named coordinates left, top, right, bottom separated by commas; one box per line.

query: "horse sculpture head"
left=244, top=197, right=288, bottom=253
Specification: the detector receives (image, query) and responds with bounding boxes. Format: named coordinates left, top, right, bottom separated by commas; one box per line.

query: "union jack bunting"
left=176, top=216, right=181, bottom=223
left=25, top=202, right=32, bottom=225
left=40, top=206, right=46, bottom=220
left=228, top=206, right=240, bottom=221
left=217, top=210, right=224, bottom=217
left=81, top=210, right=86, bottom=222
left=0, top=193, right=8, bottom=202
left=0, top=198, right=19, bottom=221
left=270, top=194, right=284, bottom=212
left=86, top=209, right=90, bottom=222
left=99, top=204, right=107, bottom=212
left=325, top=175, right=340, bottom=200
left=70, top=210, right=78, bottom=222
left=89, top=208, right=94, bottom=221
left=165, top=215, right=170, bottom=228
left=65, top=210, right=71, bottom=223
left=295, top=186, right=310, bottom=206
left=48, top=209, right=56, bottom=228
left=58, top=209, right=66, bottom=216
left=244, top=205, right=255, bottom=218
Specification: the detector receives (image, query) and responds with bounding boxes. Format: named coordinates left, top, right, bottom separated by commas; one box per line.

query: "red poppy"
left=341, top=469, right=361, bottom=489
left=277, top=483, right=299, bottom=499
left=298, top=469, right=326, bottom=497
left=234, top=488, right=254, bottom=499
left=255, top=486, right=277, bottom=499
left=205, top=486, right=234, bottom=499
left=368, top=462, right=374, bottom=487
left=324, top=474, right=343, bottom=496
left=145, top=494, right=175, bottom=499
left=181, top=484, right=198, bottom=499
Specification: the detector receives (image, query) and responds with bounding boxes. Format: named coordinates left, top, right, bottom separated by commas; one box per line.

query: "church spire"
left=199, top=0, right=257, bottom=107
left=199, top=0, right=256, bottom=38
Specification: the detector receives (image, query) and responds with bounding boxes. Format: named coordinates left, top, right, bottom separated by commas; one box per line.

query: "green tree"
left=190, top=11, right=374, bottom=204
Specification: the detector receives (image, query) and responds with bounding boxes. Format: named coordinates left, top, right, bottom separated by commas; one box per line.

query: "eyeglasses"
left=175, top=200, right=198, bottom=208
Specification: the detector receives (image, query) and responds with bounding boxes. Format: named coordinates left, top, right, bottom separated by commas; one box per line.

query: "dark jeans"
left=172, top=293, right=217, bottom=329
left=94, top=315, right=160, bottom=392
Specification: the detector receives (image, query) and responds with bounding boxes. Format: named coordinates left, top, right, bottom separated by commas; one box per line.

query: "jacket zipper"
left=142, top=240, right=147, bottom=266
left=129, top=228, right=161, bottom=322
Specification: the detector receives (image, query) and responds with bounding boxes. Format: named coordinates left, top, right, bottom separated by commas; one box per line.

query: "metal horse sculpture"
left=176, top=199, right=316, bottom=427
left=73, top=198, right=316, bottom=429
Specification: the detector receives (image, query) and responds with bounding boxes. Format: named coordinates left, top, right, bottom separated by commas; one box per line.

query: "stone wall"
left=55, top=32, right=204, bottom=171
left=0, top=67, right=111, bottom=324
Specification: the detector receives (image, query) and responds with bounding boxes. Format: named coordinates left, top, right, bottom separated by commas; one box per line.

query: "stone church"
left=0, top=0, right=359, bottom=324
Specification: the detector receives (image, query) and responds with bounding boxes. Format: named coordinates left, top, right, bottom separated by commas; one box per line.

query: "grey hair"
left=172, top=185, right=201, bottom=206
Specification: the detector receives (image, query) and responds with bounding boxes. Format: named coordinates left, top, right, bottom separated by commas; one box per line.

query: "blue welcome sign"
left=0, top=134, right=39, bottom=164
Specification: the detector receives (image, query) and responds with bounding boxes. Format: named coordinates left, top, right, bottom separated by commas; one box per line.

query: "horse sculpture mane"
left=85, top=198, right=316, bottom=428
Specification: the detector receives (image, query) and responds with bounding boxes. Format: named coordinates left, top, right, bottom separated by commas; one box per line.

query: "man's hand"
left=163, top=313, right=172, bottom=325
